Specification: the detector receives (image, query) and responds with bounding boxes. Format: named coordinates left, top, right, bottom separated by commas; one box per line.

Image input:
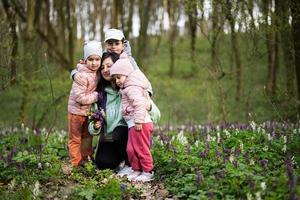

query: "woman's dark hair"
left=96, top=52, right=120, bottom=92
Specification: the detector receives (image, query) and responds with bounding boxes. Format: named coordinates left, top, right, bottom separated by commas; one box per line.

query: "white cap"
left=84, top=40, right=102, bottom=61
left=104, top=29, right=125, bottom=42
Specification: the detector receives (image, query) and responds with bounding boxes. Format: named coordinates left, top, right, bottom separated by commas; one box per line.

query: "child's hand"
left=79, top=59, right=84, bottom=64
left=134, top=123, right=142, bottom=132
left=94, top=121, right=102, bottom=130
left=74, top=73, right=85, bottom=86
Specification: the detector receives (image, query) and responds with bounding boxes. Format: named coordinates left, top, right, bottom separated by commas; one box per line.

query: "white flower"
left=8, top=179, right=16, bottom=189
left=282, top=144, right=286, bottom=153
left=171, top=136, right=175, bottom=142
left=250, top=159, right=255, bottom=165
left=240, top=142, right=244, bottom=153
left=38, top=162, right=43, bottom=169
left=235, top=128, right=240, bottom=134
left=102, top=178, right=108, bottom=184
left=229, top=154, right=234, bottom=163
left=177, top=130, right=188, bottom=145
left=32, top=181, right=40, bottom=199
left=217, top=132, right=221, bottom=144
left=211, top=136, right=216, bottom=142
left=283, top=136, right=287, bottom=144
left=267, top=133, right=272, bottom=141
left=263, top=146, right=268, bottom=151
left=260, top=182, right=266, bottom=191
left=206, top=134, right=211, bottom=142
left=246, top=192, right=253, bottom=200
left=194, top=140, right=199, bottom=147
left=224, top=130, right=231, bottom=137
left=291, top=156, right=298, bottom=167
left=250, top=121, right=256, bottom=130
left=255, top=191, right=262, bottom=200
left=257, top=127, right=261, bottom=133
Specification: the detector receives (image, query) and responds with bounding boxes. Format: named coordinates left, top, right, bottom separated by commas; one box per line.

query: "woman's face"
left=100, top=57, right=114, bottom=81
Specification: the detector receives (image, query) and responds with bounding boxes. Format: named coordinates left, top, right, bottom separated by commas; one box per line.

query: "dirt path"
left=130, top=182, right=177, bottom=200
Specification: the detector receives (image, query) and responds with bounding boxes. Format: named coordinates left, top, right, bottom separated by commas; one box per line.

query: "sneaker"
left=127, top=170, right=141, bottom=181
left=134, top=171, right=154, bottom=182
left=117, top=165, right=134, bottom=178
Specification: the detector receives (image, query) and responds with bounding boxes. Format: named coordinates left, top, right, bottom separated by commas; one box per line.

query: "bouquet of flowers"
left=87, top=107, right=106, bottom=124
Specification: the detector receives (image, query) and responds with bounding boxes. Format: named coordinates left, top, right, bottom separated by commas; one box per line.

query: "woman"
left=87, top=52, right=132, bottom=176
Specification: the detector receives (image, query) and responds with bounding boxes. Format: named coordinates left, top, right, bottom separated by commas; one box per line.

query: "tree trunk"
left=167, top=0, right=179, bottom=77
left=112, top=0, right=122, bottom=27
left=278, top=0, right=296, bottom=97
left=18, top=0, right=36, bottom=123
left=262, top=0, right=276, bottom=95
left=211, top=0, right=221, bottom=72
left=290, top=0, right=300, bottom=115
left=186, top=0, right=197, bottom=64
left=66, top=0, right=75, bottom=68
left=2, top=0, right=18, bottom=85
left=225, top=0, right=242, bottom=101
left=137, top=0, right=152, bottom=69
left=271, top=0, right=280, bottom=95
left=124, top=0, right=134, bottom=39
left=99, top=0, right=105, bottom=41
left=154, top=0, right=166, bottom=55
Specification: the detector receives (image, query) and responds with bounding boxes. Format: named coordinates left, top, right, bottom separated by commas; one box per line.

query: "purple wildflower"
left=215, top=149, right=222, bottom=159
left=195, top=169, right=204, bottom=185
left=205, top=142, right=210, bottom=151
left=160, top=174, right=167, bottom=181
left=285, top=156, right=295, bottom=199
left=232, top=160, right=238, bottom=168
left=120, top=184, right=126, bottom=191
left=244, top=151, right=250, bottom=164
left=247, top=179, right=256, bottom=190
left=215, top=170, right=226, bottom=180
left=199, top=150, right=208, bottom=159
left=259, top=159, right=268, bottom=168
left=234, top=148, right=241, bottom=157
left=207, top=191, right=214, bottom=199
left=187, top=144, right=191, bottom=155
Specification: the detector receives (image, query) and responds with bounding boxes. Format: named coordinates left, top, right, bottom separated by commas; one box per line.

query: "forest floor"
left=58, top=161, right=175, bottom=200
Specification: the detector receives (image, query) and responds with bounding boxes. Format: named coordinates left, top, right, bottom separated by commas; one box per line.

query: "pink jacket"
left=121, top=69, right=151, bottom=123
left=68, top=64, right=98, bottom=116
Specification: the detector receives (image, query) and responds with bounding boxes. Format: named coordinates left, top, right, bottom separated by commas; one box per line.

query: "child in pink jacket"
left=67, top=40, right=102, bottom=167
left=110, top=56, right=154, bottom=182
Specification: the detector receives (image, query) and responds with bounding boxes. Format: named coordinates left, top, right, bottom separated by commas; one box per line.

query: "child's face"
left=86, top=55, right=101, bottom=71
left=113, top=74, right=127, bottom=88
left=100, top=57, right=114, bottom=81
left=105, top=39, right=124, bottom=55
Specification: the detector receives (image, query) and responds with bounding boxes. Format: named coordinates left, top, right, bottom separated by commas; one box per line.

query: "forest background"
left=1, top=0, right=300, bottom=130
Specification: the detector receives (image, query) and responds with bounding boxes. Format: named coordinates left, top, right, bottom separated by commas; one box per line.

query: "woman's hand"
left=134, top=123, right=142, bottom=132
left=94, top=121, right=102, bottom=130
